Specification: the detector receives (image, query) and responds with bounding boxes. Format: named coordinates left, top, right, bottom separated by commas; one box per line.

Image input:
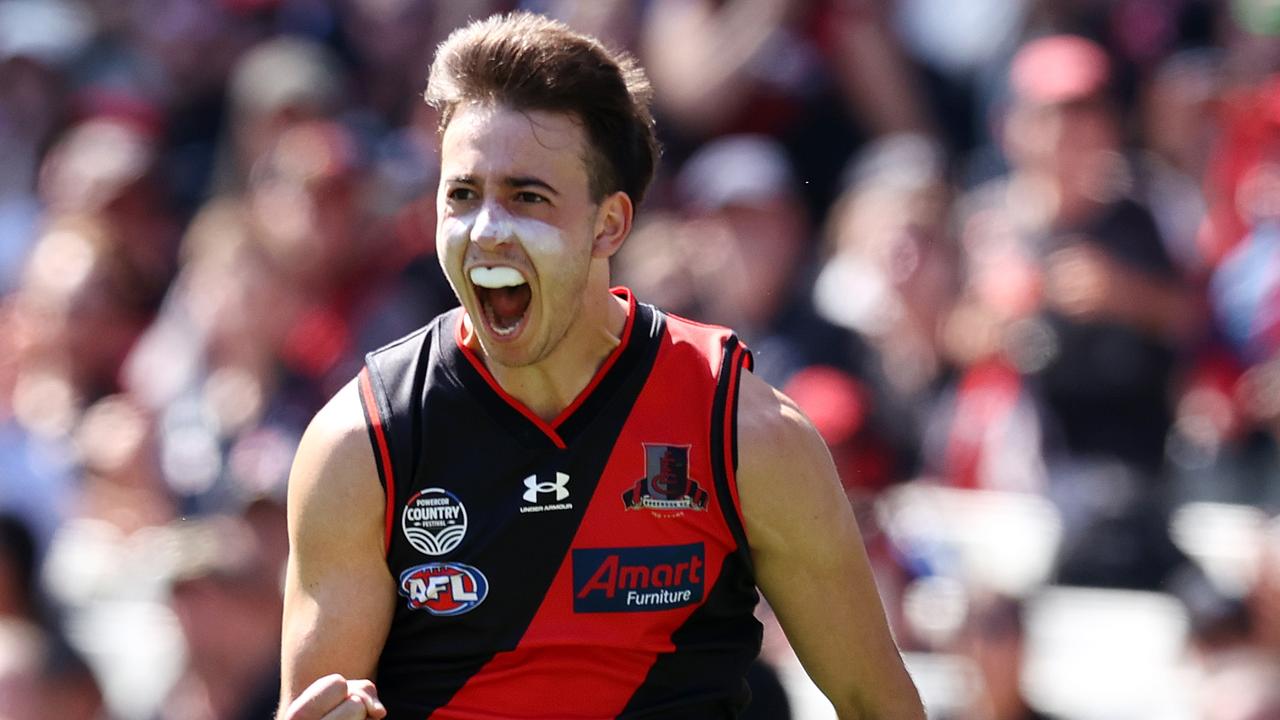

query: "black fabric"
left=708, top=337, right=754, bottom=573
left=364, top=304, right=670, bottom=717
left=621, top=337, right=762, bottom=719
left=556, top=304, right=667, bottom=444
left=740, top=659, right=793, bottom=720
left=1036, top=197, right=1178, bottom=473
left=363, top=321, right=433, bottom=496
left=618, top=553, right=763, bottom=719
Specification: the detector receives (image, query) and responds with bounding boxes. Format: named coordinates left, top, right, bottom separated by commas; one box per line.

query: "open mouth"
left=469, top=266, right=531, bottom=338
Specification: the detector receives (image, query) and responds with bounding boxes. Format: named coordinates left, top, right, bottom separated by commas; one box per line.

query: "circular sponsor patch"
left=402, top=488, right=468, bottom=556
left=398, top=562, right=488, bottom=616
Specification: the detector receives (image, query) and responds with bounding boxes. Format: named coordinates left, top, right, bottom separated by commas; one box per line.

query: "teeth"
left=491, top=320, right=519, bottom=337
left=469, top=266, right=526, bottom=289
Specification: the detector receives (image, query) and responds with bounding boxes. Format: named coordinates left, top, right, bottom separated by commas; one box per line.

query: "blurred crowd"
left=1, top=0, right=1280, bottom=718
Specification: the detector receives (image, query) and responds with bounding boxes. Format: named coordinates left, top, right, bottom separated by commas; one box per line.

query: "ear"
left=591, top=191, right=633, bottom=259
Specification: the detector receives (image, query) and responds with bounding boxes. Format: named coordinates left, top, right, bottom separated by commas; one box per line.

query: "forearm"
left=834, top=679, right=926, bottom=720
left=738, top=373, right=925, bottom=720
left=642, top=0, right=789, bottom=133
left=828, top=3, right=930, bottom=135
left=806, top=627, right=924, bottom=720
left=1111, top=270, right=1203, bottom=344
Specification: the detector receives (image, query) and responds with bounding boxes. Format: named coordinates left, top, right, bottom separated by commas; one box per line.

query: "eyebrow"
left=507, top=176, right=560, bottom=196
left=445, top=174, right=561, bottom=196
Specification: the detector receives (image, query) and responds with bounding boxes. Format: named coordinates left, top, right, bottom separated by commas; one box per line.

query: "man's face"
left=1005, top=100, right=1117, bottom=182
left=437, top=104, right=601, bottom=368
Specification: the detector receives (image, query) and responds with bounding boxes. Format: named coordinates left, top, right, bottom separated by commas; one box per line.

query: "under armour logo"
left=523, top=472, right=570, bottom=503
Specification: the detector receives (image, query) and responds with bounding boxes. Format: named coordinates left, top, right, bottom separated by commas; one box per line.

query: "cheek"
left=437, top=216, right=473, bottom=264
left=509, top=216, right=564, bottom=258
left=513, top=217, right=584, bottom=289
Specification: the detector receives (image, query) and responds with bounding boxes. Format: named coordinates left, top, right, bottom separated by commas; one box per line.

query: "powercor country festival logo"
left=402, top=487, right=468, bottom=556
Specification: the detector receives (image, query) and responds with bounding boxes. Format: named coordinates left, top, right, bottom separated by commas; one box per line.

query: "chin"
left=476, top=335, right=543, bottom=369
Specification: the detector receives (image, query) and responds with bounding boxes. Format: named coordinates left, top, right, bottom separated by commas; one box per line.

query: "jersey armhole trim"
left=710, top=337, right=754, bottom=570
left=357, top=365, right=396, bottom=555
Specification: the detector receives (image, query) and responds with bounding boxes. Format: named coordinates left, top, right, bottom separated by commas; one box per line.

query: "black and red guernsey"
left=356, top=288, right=763, bottom=719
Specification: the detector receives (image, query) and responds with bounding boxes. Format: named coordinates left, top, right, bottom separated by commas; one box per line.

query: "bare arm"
left=278, top=379, right=396, bottom=718
left=826, top=0, right=932, bottom=136
left=1043, top=242, right=1204, bottom=344
left=737, top=371, right=924, bottom=719
left=640, top=0, right=793, bottom=136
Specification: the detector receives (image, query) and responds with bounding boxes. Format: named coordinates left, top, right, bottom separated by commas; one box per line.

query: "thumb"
left=345, top=679, right=386, bottom=718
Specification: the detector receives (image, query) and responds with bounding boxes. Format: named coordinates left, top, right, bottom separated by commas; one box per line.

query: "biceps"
left=280, top=552, right=396, bottom=702
left=752, top=497, right=882, bottom=639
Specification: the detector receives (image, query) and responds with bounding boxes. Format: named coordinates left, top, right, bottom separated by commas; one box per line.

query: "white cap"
left=676, top=134, right=795, bottom=212
left=0, top=0, right=93, bottom=65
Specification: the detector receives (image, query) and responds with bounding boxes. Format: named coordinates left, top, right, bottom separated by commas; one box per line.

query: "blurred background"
left=0, top=0, right=1279, bottom=718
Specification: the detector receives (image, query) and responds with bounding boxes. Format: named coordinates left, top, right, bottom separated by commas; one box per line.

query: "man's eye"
left=448, top=187, right=477, bottom=201
left=515, top=191, right=548, bottom=204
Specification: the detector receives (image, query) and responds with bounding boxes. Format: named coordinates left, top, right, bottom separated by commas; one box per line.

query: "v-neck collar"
left=452, top=287, right=647, bottom=450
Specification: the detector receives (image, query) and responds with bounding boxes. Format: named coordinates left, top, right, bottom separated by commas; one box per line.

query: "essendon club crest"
left=622, top=444, right=708, bottom=511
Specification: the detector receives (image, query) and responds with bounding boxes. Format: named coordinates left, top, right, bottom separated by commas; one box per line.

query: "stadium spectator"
left=640, top=0, right=931, bottom=213
left=0, top=618, right=103, bottom=720
left=156, top=514, right=282, bottom=720
left=0, top=514, right=38, bottom=623
left=949, top=34, right=1199, bottom=588
left=673, top=135, right=870, bottom=386
left=948, top=593, right=1050, bottom=720
left=215, top=36, right=347, bottom=196
left=0, top=1, right=1275, bottom=717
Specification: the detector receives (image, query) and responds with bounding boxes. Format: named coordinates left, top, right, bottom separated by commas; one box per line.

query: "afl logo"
left=398, top=562, right=489, bottom=616
left=402, top=488, right=468, bottom=556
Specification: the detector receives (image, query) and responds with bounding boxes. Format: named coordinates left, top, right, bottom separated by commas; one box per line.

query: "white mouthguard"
left=469, top=266, right=527, bottom=289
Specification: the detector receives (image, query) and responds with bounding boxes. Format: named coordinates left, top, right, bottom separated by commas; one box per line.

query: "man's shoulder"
left=656, top=305, right=732, bottom=335
left=306, top=378, right=372, bottom=455
left=362, top=307, right=465, bottom=401
left=291, top=378, right=379, bottom=496
left=735, top=370, right=820, bottom=463
left=651, top=304, right=741, bottom=355
left=733, top=369, right=847, bottom=543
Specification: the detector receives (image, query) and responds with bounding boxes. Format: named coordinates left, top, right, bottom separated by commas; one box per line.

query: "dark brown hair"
left=425, top=12, right=660, bottom=205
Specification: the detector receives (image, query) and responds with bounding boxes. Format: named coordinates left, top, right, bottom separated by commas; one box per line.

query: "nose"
left=471, top=204, right=514, bottom=252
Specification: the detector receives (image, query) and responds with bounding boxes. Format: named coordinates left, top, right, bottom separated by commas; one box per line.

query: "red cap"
left=1010, top=35, right=1111, bottom=105
left=783, top=366, right=867, bottom=447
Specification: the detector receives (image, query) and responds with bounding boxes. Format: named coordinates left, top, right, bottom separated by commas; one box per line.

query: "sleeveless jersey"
left=357, top=289, right=762, bottom=719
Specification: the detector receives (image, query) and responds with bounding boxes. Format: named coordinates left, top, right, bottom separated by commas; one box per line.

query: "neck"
left=480, top=265, right=629, bottom=422
left=1015, top=165, right=1111, bottom=227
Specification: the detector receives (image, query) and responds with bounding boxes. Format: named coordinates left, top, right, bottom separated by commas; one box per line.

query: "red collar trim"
left=454, top=287, right=637, bottom=448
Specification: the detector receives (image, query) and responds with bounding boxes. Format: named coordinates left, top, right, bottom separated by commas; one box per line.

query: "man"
left=0, top=619, right=103, bottom=720
left=279, top=12, right=922, bottom=720
left=160, top=514, right=283, bottom=720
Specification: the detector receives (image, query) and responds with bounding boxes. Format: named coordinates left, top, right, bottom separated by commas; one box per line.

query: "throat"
left=478, top=284, right=531, bottom=334
left=485, top=298, right=629, bottom=422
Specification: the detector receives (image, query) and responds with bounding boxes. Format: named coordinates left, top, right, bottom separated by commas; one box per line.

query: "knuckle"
left=347, top=678, right=377, bottom=695
left=337, top=695, right=368, bottom=720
